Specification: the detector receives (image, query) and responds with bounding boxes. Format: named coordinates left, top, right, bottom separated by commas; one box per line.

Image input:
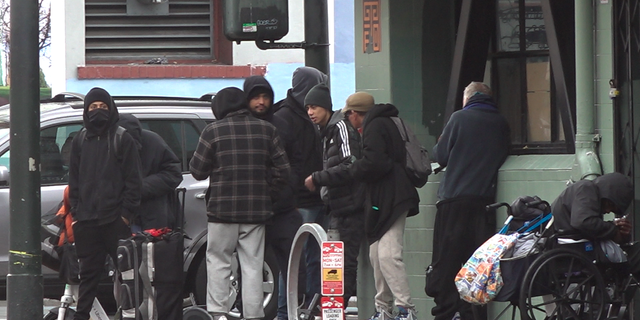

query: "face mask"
left=88, top=109, right=110, bottom=127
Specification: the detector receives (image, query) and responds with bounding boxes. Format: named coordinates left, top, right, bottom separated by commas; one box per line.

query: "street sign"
left=320, top=296, right=344, bottom=320
left=321, top=241, right=344, bottom=296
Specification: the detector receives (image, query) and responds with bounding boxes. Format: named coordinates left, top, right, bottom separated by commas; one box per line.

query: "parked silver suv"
left=0, top=93, right=278, bottom=319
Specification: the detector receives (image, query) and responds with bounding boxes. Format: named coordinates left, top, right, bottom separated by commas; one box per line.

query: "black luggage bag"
left=116, top=188, right=186, bottom=320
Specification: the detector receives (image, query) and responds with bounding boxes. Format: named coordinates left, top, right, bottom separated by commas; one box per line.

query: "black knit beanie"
left=304, top=83, right=332, bottom=111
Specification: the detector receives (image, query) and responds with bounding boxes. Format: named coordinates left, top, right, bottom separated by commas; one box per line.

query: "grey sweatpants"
left=206, top=222, right=265, bottom=319
left=369, top=211, right=414, bottom=311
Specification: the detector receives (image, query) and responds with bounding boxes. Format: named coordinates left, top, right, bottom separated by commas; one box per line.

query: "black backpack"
left=391, top=117, right=431, bottom=188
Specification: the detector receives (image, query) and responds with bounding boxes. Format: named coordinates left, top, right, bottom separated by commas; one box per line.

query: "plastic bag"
left=455, top=233, right=518, bottom=305
left=597, top=239, right=627, bottom=263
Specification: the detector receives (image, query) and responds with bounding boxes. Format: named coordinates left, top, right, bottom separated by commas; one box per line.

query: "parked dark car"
left=0, top=93, right=279, bottom=319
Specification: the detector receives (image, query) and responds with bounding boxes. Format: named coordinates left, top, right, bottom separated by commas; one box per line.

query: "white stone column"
left=51, top=0, right=85, bottom=94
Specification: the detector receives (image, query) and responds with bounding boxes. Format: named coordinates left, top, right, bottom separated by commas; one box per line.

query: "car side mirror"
left=0, top=166, right=9, bottom=186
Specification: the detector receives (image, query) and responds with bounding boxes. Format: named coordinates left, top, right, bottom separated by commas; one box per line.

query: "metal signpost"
left=320, top=242, right=344, bottom=320
left=287, top=224, right=345, bottom=320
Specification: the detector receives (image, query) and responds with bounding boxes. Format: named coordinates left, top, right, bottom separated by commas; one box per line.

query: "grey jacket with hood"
left=69, top=87, right=143, bottom=226
left=551, top=172, right=633, bottom=240
left=273, top=67, right=328, bottom=208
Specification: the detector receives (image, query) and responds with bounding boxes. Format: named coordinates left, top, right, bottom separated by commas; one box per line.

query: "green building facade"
left=353, top=0, right=640, bottom=318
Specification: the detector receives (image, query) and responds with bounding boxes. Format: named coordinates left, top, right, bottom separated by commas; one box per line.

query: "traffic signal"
left=222, top=0, right=289, bottom=42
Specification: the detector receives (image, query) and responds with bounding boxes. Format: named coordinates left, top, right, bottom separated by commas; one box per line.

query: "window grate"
left=85, top=0, right=213, bottom=62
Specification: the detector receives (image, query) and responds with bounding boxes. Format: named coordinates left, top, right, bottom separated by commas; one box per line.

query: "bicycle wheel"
left=519, top=247, right=605, bottom=320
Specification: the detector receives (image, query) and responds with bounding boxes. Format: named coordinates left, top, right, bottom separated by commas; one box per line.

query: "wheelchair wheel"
left=519, top=247, right=606, bottom=320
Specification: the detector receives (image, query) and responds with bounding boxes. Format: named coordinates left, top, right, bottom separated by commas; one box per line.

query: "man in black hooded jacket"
left=273, top=66, right=328, bottom=302
left=551, top=172, right=640, bottom=267
left=117, top=114, right=182, bottom=231
left=350, top=103, right=420, bottom=320
left=244, top=75, right=304, bottom=320
left=68, top=87, right=142, bottom=320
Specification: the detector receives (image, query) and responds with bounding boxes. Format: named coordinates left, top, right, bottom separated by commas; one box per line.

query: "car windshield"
left=0, top=124, right=8, bottom=141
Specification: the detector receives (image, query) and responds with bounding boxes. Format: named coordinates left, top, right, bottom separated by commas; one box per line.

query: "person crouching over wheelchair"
left=551, top=172, right=640, bottom=272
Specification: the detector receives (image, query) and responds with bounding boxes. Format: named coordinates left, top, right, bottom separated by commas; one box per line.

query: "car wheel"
left=194, top=246, right=279, bottom=320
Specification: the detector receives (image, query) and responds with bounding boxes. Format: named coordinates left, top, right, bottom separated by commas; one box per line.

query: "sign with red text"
left=321, top=296, right=344, bottom=320
left=321, top=241, right=344, bottom=296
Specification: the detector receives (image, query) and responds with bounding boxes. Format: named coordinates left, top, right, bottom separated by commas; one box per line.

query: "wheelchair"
left=484, top=197, right=640, bottom=320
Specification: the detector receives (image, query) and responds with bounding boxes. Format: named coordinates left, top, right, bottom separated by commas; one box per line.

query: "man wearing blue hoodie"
left=274, top=67, right=328, bottom=305
left=427, top=82, right=510, bottom=320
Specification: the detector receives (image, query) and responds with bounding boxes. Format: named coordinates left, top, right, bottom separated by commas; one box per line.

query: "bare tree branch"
left=0, top=0, right=52, bottom=85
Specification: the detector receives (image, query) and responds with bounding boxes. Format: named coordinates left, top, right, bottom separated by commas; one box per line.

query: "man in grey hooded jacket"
left=273, top=66, right=328, bottom=303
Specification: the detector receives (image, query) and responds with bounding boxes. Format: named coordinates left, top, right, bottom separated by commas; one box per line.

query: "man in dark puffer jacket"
left=304, top=85, right=366, bottom=306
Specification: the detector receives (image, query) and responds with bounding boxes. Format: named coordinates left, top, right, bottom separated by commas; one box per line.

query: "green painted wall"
left=594, top=2, right=616, bottom=173
left=355, top=0, right=392, bottom=102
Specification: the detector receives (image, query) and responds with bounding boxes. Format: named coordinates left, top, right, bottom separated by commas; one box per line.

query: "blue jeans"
left=298, top=206, right=327, bottom=304
left=278, top=274, right=286, bottom=319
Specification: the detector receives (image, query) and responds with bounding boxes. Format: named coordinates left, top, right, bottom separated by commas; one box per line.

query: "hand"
left=613, top=217, right=632, bottom=243
left=614, top=217, right=632, bottom=236
left=304, top=175, right=316, bottom=191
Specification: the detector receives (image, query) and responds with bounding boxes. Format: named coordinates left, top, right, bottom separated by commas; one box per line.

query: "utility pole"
left=7, top=0, right=42, bottom=319
left=304, top=0, right=330, bottom=84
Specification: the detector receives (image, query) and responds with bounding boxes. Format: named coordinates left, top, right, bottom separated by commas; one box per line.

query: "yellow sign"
left=323, top=268, right=343, bottom=281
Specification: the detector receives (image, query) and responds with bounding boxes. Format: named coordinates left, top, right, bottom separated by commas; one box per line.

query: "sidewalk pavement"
left=0, top=298, right=358, bottom=320
left=0, top=299, right=61, bottom=319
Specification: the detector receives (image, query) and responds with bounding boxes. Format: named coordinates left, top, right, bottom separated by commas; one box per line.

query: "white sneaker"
left=369, top=308, right=394, bottom=320
left=394, top=306, right=417, bottom=320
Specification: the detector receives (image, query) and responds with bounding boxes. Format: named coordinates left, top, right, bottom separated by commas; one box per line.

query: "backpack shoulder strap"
left=391, top=116, right=409, bottom=142
left=77, top=128, right=87, bottom=148
left=113, top=126, right=126, bottom=157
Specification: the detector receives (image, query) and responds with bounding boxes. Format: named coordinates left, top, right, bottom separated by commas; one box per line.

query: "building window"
left=493, top=0, right=568, bottom=153
left=85, top=0, right=222, bottom=64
